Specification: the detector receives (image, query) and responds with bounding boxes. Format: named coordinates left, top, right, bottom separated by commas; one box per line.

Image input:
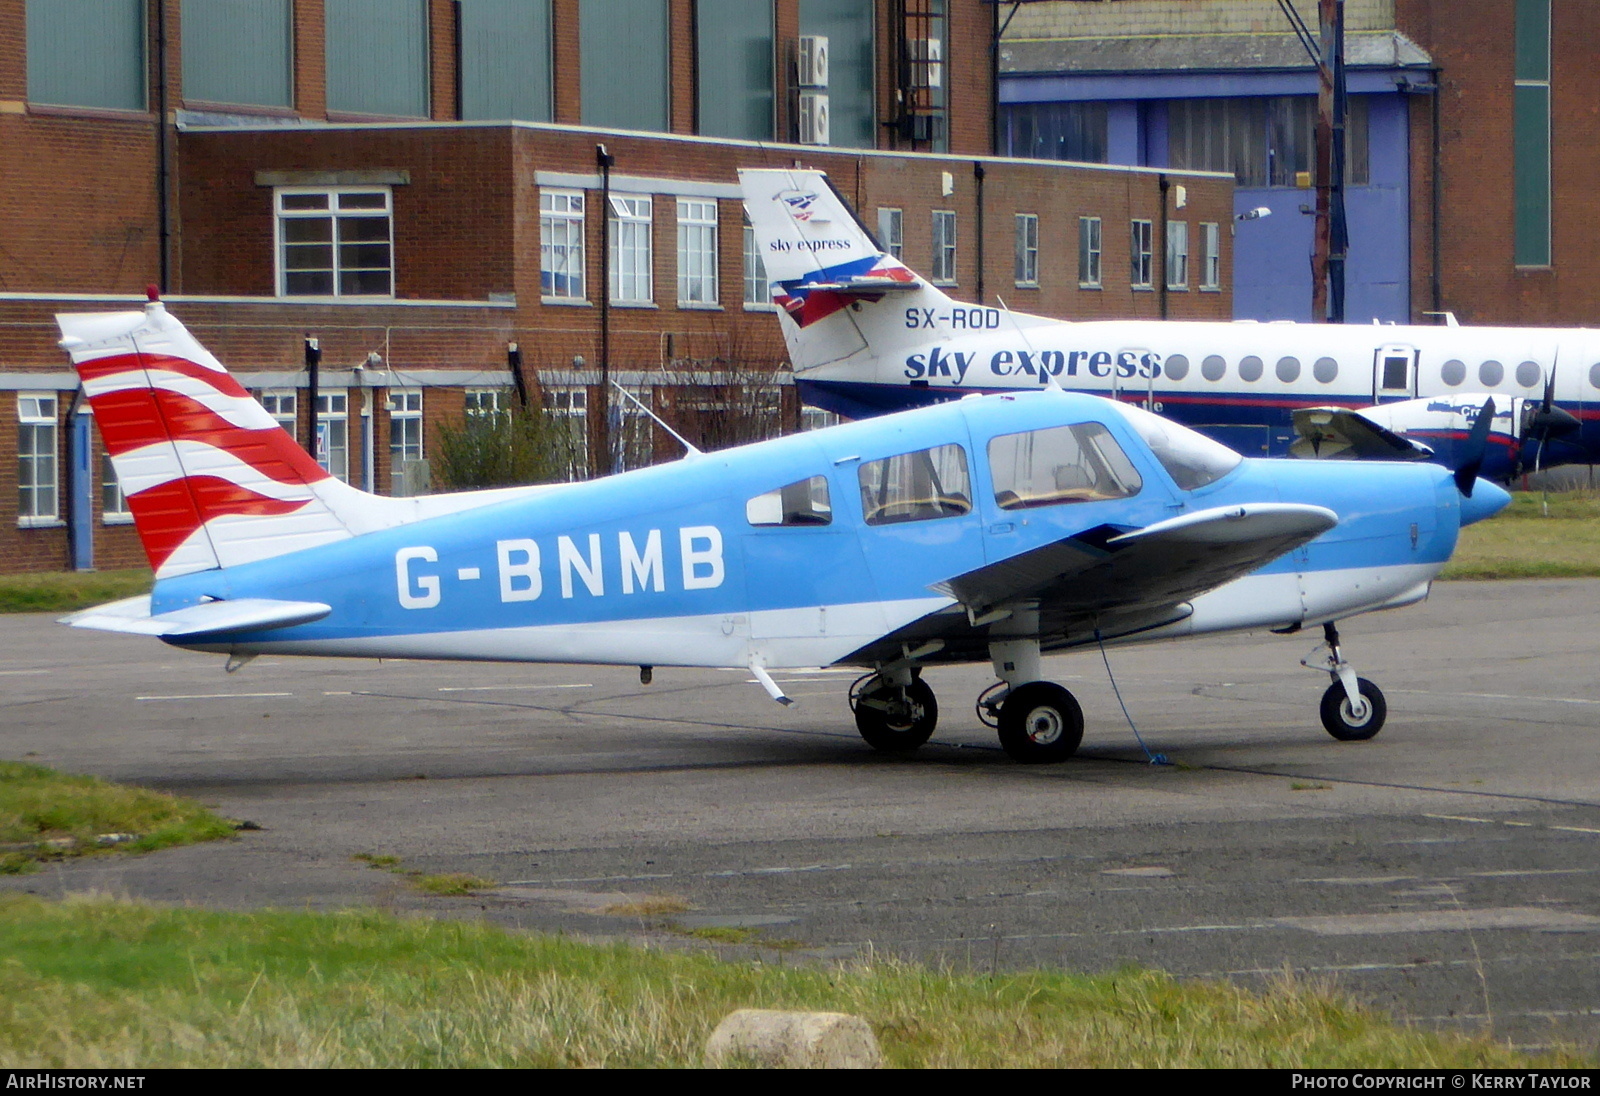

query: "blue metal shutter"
left=27, top=0, right=147, bottom=110
left=696, top=0, right=772, bottom=140
left=181, top=0, right=293, bottom=108
left=459, top=0, right=552, bottom=121
left=325, top=0, right=429, bottom=118
left=579, top=0, right=668, bottom=132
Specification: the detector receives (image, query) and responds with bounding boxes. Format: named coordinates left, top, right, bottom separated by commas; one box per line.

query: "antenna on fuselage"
left=610, top=380, right=703, bottom=459
left=995, top=294, right=1061, bottom=392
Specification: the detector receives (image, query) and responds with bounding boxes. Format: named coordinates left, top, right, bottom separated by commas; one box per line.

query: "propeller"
left=1453, top=396, right=1496, bottom=497
left=1522, top=362, right=1579, bottom=514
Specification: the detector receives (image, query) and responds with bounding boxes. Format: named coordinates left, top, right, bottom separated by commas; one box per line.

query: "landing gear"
left=1304, top=622, right=1387, bottom=741
left=851, top=675, right=938, bottom=753
left=996, top=681, right=1084, bottom=763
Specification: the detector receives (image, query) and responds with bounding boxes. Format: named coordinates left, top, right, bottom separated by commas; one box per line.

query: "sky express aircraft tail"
left=57, top=298, right=539, bottom=581
left=739, top=168, right=1053, bottom=386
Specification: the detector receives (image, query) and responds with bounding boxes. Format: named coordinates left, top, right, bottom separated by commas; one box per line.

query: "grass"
left=1442, top=491, right=1600, bottom=580
left=0, top=568, right=151, bottom=614
left=0, top=761, right=238, bottom=875
left=0, top=894, right=1583, bottom=1069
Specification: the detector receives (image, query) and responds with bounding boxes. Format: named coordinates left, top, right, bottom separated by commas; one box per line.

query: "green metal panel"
left=182, top=0, right=292, bottom=107
left=799, top=0, right=874, bottom=148
left=325, top=0, right=429, bottom=118
left=1514, top=0, right=1550, bottom=82
left=1513, top=83, right=1551, bottom=267
left=27, top=0, right=146, bottom=110
left=580, top=0, right=668, bottom=132
left=460, top=0, right=552, bottom=121
left=696, top=0, right=772, bottom=140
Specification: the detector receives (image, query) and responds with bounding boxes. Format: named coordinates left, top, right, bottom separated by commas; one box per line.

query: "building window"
left=799, top=0, right=875, bottom=148
left=1014, top=213, right=1039, bottom=287
left=743, top=220, right=773, bottom=309
left=677, top=198, right=720, bottom=307
left=27, top=0, right=145, bottom=111
left=1001, top=102, right=1108, bottom=163
left=1514, top=0, right=1552, bottom=267
left=181, top=0, right=293, bottom=108
left=388, top=388, right=423, bottom=463
left=696, top=0, right=773, bottom=140
left=878, top=208, right=903, bottom=259
left=100, top=449, right=130, bottom=524
left=544, top=387, right=589, bottom=480
left=1168, top=96, right=1369, bottom=188
left=540, top=189, right=586, bottom=301
left=1078, top=216, right=1102, bottom=288
left=465, top=388, right=512, bottom=419
left=276, top=188, right=394, bottom=297
left=317, top=391, right=349, bottom=483
left=1166, top=220, right=1189, bottom=290
left=801, top=406, right=840, bottom=432
left=260, top=390, right=298, bottom=435
left=17, top=393, right=58, bottom=526
left=1201, top=222, right=1221, bottom=290
left=1130, top=219, right=1153, bottom=289
left=608, top=195, right=654, bottom=305
left=931, top=210, right=957, bottom=285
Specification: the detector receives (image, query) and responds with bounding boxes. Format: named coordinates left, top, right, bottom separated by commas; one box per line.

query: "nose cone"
left=1459, top=478, right=1512, bottom=527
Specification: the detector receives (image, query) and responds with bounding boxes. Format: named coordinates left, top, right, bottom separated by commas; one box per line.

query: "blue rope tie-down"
left=1095, top=627, right=1171, bottom=767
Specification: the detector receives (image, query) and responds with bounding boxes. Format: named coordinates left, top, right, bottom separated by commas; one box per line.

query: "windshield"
left=1104, top=401, right=1243, bottom=491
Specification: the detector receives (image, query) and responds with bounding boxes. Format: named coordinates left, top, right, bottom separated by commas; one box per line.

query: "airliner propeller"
left=1453, top=396, right=1496, bottom=497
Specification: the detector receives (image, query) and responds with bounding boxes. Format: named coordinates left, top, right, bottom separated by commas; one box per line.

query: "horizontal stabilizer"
left=1290, top=407, right=1435, bottom=461
left=62, top=595, right=331, bottom=639
left=805, top=274, right=924, bottom=295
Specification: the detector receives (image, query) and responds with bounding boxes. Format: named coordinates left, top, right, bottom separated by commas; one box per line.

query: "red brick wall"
left=552, top=0, right=582, bottom=124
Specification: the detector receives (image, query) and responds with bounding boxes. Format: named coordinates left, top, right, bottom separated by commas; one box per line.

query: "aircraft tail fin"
left=60, top=300, right=386, bottom=578
left=739, top=168, right=978, bottom=378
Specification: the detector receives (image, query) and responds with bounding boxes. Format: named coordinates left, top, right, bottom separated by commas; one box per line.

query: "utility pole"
left=1311, top=0, right=1348, bottom=323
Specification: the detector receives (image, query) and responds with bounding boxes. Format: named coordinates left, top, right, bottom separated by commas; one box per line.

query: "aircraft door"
left=741, top=473, right=870, bottom=640
left=1374, top=344, right=1419, bottom=403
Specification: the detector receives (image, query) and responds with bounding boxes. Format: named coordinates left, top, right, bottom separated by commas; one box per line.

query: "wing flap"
left=934, top=503, right=1337, bottom=619
left=62, top=595, right=331, bottom=638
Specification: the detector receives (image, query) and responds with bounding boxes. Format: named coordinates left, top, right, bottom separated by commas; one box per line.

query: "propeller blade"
left=1453, top=396, right=1496, bottom=497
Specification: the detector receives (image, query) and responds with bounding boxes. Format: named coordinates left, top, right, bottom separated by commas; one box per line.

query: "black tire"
left=854, top=677, right=938, bottom=753
left=1319, top=677, right=1386, bottom=741
left=996, top=682, right=1084, bottom=763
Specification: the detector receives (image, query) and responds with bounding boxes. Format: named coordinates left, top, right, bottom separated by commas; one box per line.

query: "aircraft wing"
left=933, top=503, right=1337, bottom=620
left=1290, top=407, right=1435, bottom=460
left=62, top=595, right=331, bottom=639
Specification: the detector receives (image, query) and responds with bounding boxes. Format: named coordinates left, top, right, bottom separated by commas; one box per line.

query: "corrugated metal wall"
left=459, top=0, right=552, bottom=121
left=182, top=0, right=293, bottom=108
left=26, top=0, right=147, bottom=110
left=696, top=0, right=773, bottom=141
left=798, top=0, right=875, bottom=148
left=579, top=0, right=668, bottom=132
left=325, top=0, right=429, bottom=118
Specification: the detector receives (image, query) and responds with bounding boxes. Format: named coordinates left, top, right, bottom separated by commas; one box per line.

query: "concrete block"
left=705, top=1009, right=882, bottom=1069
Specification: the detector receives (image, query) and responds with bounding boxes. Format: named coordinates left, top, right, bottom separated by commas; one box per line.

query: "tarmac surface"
left=3, top=578, right=1598, bottom=1052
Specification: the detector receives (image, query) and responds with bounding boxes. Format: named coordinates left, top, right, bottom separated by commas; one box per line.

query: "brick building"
left=0, top=0, right=1233, bottom=575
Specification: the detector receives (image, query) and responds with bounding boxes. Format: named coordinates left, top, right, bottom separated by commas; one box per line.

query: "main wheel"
left=1319, top=677, right=1386, bottom=741
left=996, top=682, right=1084, bottom=763
left=854, top=677, right=938, bottom=753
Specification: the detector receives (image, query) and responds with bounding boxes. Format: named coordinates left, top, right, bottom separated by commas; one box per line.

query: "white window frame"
left=543, top=386, right=590, bottom=480
left=742, top=219, right=774, bottom=311
left=259, top=389, right=298, bottom=435
left=100, top=446, right=131, bottom=525
left=1130, top=219, right=1154, bottom=289
left=1014, top=213, right=1039, bottom=287
left=464, top=388, right=512, bottom=419
left=388, top=387, right=423, bottom=465
left=1166, top=220, right=1189, bottom=290
left=1078, top=216, right=1102, bottom=288
left=608, top=194, right=654, bottom=305
left=676, top=198, right=720, bottom=307
left=316, top=390, right=350, bottom=483
left=878, top=208, right=903, bottom=259
left=540, top=189, right=587, bottom=303
left=17, top=392, right=59, bottom=526
left=275, top=186, right=394, bottom=298
left=931, top=210, right=957, bottom=285
left=1201, top=222, right=1222, bottom=290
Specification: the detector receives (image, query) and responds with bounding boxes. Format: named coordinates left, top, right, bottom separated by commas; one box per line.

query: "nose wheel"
left=1305, top=622, right=1387, bottom=741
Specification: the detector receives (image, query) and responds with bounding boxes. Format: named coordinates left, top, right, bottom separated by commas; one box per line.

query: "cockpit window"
left=746, top=475, right=832, bottom=526
left=858, top=444, right=972, bottom=526
left=988, top=423, right=1142, bottom=510
left=1105, top=401, right=1243, bottom=491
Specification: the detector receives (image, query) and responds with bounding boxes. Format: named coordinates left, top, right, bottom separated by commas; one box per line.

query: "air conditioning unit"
left=797, top=35, right=829, bottom=88
left=908, top=37, right=942, bottom=88
left=798, top=90, right=830, bottom=145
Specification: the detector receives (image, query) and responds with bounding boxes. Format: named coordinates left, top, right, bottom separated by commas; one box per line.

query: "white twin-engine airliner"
left=739, top=168, right=1594, bottom=481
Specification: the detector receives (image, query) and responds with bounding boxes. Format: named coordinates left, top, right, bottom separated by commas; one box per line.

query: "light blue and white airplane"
left=57, top=297, right=1507, bottom=761
left=740, top=168, right=1593, bottom=482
